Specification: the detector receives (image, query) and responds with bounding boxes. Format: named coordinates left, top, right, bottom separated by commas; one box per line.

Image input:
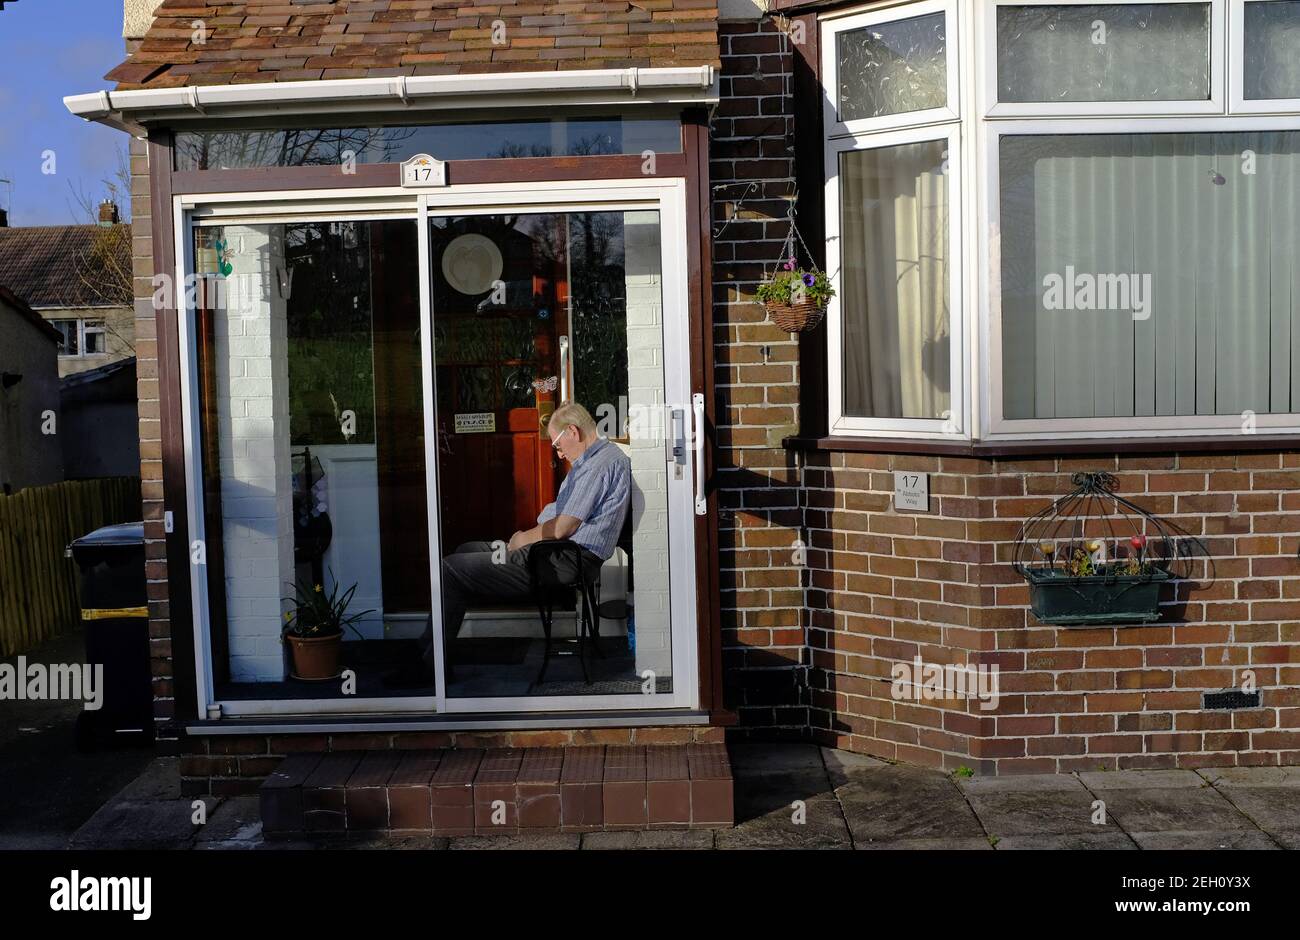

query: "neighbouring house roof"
left=0, top=286, right=62, bottom=343
left=105, top=0, right=721, bottom=90
left=0, top=224, right=133, bottom=310
left=61, top=356, right=138, bottom=404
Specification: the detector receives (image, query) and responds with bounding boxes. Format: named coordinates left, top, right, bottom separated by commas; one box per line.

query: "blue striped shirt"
left=536, top=437, right=630, bottom=560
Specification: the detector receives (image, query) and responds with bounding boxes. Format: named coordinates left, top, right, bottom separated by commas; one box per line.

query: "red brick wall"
left=711, top=18, right=809, bottom=737
left=126, top=41, right=177, bottom=730
left=797, top=452, right=1300, bottom=774
left=180, top=726, right=725, bottom=796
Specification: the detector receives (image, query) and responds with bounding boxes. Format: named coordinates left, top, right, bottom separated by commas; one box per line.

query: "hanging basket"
left=1011, top=471, right=1192, bottom=627
left=765, top=299, right=826, bottom=333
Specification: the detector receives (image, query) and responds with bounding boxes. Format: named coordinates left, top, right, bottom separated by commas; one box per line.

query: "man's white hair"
left=549, top=402, right=598, bottom=435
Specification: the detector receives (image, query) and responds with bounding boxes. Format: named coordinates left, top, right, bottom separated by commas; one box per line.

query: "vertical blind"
left=1000, top=131, right=1300, bottom=420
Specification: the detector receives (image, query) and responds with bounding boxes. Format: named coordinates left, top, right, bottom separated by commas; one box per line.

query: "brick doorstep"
left=259, top=745, right=733, bottom=835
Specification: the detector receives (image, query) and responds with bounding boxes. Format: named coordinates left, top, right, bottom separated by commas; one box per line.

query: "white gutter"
left=64, top=66, right=718, bottom=132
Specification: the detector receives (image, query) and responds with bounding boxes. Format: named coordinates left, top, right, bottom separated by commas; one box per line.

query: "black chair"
left=528, top=540, right=601, bottom=685
left=596, top=514, right=634, bottom=639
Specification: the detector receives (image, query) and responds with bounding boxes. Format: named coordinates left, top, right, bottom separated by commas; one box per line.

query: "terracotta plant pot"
left=285, top=630, right=343, bottom=680
left=765, top=300, right=825, bottom=333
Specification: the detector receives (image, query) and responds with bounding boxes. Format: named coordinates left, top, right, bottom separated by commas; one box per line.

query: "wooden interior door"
left=430, top=214, right=569, bottom=549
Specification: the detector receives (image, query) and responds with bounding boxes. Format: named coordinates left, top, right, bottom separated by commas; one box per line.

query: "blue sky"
left=0, top=1, right=130, bottom=225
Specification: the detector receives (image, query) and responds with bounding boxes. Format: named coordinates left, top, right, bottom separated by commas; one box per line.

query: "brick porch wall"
left=126, top=57, right=176, bottom=730
left=711, top=18, right=809, bottom=739
left=180, top=726, right=726, bottom=796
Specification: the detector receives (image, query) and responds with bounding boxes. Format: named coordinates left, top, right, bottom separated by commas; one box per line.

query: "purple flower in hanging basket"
left=802, top=273, right=816, bottom=287
left=783, top=256, right=796, bottom=271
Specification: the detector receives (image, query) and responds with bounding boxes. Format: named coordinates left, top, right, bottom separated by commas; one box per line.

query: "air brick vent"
left=1203, top=690, right=1261, bottom=710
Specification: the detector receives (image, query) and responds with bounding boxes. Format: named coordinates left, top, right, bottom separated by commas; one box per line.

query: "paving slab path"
left=66, top=744, right=1300, bottom=849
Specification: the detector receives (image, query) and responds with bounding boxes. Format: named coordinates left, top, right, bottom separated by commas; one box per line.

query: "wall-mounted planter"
left=1023, top=566, right=1173, bottom=626
left=1013, top=472, right=1191, bottom=628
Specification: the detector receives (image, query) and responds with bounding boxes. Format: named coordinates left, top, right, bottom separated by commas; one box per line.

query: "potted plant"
left=757, top=256, right=835, bottom=333
left=1012, top=473, right=1187, bottom=627
left=281, top=573, right=372, bottom=680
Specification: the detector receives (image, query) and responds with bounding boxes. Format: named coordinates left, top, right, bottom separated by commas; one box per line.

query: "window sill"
left=784, top=433, right=1300, bottom=458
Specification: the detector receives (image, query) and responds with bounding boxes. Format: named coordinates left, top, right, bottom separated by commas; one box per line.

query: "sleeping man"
left=388, top=401, right=631, bottom=687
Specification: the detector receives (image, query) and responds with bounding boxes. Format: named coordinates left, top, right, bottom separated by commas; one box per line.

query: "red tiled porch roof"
left=106, top=0, right=721, bottom=90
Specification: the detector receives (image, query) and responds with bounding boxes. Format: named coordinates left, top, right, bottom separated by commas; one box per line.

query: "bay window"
left=821, top=0, right=1300, bottom=441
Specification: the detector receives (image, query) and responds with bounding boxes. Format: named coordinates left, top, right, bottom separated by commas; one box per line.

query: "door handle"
left=691, top=392, right=706, bottom=516
left=558, top=335, right=569, bottom=403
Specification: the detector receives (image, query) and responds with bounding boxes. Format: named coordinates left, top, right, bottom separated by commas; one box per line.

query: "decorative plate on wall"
left=442, top=233, right=503, bottom=296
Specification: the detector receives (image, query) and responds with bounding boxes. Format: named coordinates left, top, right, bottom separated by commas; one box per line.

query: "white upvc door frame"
left=981, top=0, right=1228, bottom=118
left=174, top=176, right=700, bottom=719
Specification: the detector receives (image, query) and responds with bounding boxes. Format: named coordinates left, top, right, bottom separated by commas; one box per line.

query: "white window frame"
left=825, top=124, right=967, bottom=438
left=82, top=320, right=107, bottom=355
left=1229, top=0, right=1300, bottom=113
left=51, top=319, right=79, bottom=357
left=821, top=0, right=962, bottom=138
left=982, top=0, right=1227, bottom=118
left=172, top=179, right=703, bottom=720
left=981, top=114, right=1300, bottom=440
left=52, top=317, right=110, bottom=358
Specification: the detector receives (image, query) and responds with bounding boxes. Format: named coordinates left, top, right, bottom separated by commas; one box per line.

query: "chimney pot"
left=98, top=200, right=119, bottom=226
left=0, top=207, right=7, bottom=228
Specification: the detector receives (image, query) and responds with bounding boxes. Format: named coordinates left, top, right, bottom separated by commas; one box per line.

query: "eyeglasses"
left=549, top=426, right=571, bottom=450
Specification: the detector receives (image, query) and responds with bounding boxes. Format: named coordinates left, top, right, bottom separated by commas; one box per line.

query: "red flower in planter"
left=1130, top=535, right=1147, bottom=551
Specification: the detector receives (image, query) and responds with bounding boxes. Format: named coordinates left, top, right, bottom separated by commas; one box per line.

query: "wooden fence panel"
left=0, top=477, right=143, bottom=657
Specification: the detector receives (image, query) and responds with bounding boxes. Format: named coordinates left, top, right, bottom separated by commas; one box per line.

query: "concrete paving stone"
left=341, top=833, right=452, bottom=850
left=1262, top=829, right=1300, bottom=849
left=821, top=747, right=890, bottom=786
left=448, top=833, right=583, bottom=850
left=1129, top=829, right=1281, bottom=850
left=581, top=830, right=715, bottom=850
left=966, top=789, right=1120, bottom=836
left=836, top=765, right=986, bottom=842
left=194, top=795, right=262, bottom=846
left=1097, top=787, right=1253, bottom=833
left=1210, top=786, right=1300, bottom=831
left=728, top=742, right=825, bottom=775
left=111, top=756, right=184, bottom=802
left=992, top=832, right=1138, bottom=850
left=255, top=838, right=329, bottom=850
left=958, top=773, right=1090, bottom=794
left=1199, top=766, right=1300, bottom=788
left=715, top=798, right=852, bottom=850
left=1078, top=769, right=1208, bottom=791
left=69, top=797, right=216, bottom=849
left=735, top=769, right=836, bottom=823
left=856, top=837, right=993, bottom=850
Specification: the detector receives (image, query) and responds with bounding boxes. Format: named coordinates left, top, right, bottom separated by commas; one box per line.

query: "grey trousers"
left=420, top=540, right=602, bottom=669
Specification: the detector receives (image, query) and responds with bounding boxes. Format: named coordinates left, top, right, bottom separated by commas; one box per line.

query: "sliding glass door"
left=181, top=180, right=700, bottom=716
